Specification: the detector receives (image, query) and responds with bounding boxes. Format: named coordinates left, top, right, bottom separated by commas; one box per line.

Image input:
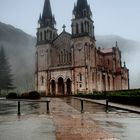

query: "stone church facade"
left=35, top=0, right=129, bottom=95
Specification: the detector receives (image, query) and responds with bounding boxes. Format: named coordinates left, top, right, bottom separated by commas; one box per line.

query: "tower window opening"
left=41, top=76, right=44, bottom=85
left=81, top=22, right=84, bottom=33
left=76, top=23, right=79, bottom=34
left=83, top=9, right=87, bottom=17
left=40, top=32, right=42, bottom=41
left=79, top=73, right=82, bottom=81
left=44, top=31, right=47, bottom=40
left=64, top=49, right=66, bottom=63
left=66, top=51, right=68, bottom=63
left=50, top=31, right=52, bottom=40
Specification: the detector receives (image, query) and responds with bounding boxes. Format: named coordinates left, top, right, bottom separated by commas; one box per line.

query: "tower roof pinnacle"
left=39, top=0, right=56, bottom=28
left=73, top=0, right=92, bottom=19
left=42, top=0, right=52, bottom=19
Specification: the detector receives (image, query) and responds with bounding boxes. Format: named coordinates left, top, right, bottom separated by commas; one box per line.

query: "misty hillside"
left=0, top=22, right=36, bottom=91
left=0, top=22, right=139, bottom=90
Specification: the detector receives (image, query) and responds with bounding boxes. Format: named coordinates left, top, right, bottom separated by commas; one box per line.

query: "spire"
left=37, top=0, right=58, bottom=43
left=73, top=0, right=92, bottom=19
left=115, top=41, right=119, bottom=48
left=39, top=0, right=56, bottom=28
left=71, top=0, right=95, bottom=39
left=42, top=0, right=52, bottom=19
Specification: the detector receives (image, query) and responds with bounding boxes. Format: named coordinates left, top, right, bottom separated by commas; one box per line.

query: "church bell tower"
left=71, top=0, right=95, bottom=39
left=71, top=0, right=96, bottom=93
left=35, top=0, right=58, bottom=93
left=37, top=0, right=57, bottom=44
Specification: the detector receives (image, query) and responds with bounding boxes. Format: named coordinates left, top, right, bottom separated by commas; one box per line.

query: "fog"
left=0, top=22, right=140, bottom=91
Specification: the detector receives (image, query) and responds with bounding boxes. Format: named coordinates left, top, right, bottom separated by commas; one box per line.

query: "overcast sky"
left=0, top=0, right=140, bottom=41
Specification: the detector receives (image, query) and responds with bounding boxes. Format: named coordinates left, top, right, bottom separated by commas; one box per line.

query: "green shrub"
left=28, top=91, right=41, bottom=99
left=20, top=91, right=40, bottom=99
left=75, top=92, right=105, bottom=99
left=6, top=92, right=18, bottom=99
left=20, top=92, right=30, bottom=99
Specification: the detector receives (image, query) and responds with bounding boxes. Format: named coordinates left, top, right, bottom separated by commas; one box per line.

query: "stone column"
left=56, top=82, right=58, bottom=95
left=50, top=81, right=52, bottom=95
left=64, top=82, right=67, bottom=95
left=105, top=74, right=108, bottom=91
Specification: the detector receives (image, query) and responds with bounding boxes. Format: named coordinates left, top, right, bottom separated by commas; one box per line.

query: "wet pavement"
left=74, top=97, right=140, bottom=113
left=64, top=97, right=140, bottom=140
left=51, top=98, right=117, bottom=140
left=0, top=100, right=56, bottom=140
left=0, top=97, right=140, bottom=140
left=0, top=115, right=56, bottom=140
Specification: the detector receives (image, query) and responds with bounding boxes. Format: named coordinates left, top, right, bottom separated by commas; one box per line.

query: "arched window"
left=81, top=22, right=84, bottom=33
left=64, top=49, right=66, bottom=63
left=50, top=31, right=52, bottom=40
left=66, top=51, right=68, bottom=63
left=84, top=21, right=87, bottom=32
left=59, top=54, right=60, bottom=64
left=69, top=52, right=72, bottom=63
left=61, top=51, right=63, bottom=64
left=41, top=76, right=44, bottom=85
left=92, top=72, right=94, bottom=83
left=79, top=73, right=82, bottom=81
left=44, top=31, right=47, bottom=40
left=76, top=23, right=79, bottom=34
left=40, top=32, right=42, bottom=40
left=83, top=9, right=87, bottom=16
left=87, top=22, right=90, bottom=32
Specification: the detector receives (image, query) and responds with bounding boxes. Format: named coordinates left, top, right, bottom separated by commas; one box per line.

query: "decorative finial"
left=124, top=61, right=126, bottom=67
left=62, top=24, right=66, bottom=32
left=116, top=41, right=118, bottom=47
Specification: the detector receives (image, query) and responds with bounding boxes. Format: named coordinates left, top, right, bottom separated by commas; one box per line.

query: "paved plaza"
left=0, top=98, right=120, bottom=140
left=50, top=98, right=118, bottom=140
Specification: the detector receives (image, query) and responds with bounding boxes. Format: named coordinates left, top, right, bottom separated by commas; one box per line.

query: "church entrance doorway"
left=51, top=80, right=56, bottom=95
left=66, top=79, right=71, bottom=95
left=58, top=77, right=64, bottom=95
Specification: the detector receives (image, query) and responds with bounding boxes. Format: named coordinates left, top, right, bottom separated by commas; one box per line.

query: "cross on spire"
left=62, top=24, right=66, bottom=32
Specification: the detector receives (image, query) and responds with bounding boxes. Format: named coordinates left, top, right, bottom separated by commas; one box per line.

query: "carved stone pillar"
left=56, top=82, right=58, bottom=95
left=64, top=82, right=67, bottom=95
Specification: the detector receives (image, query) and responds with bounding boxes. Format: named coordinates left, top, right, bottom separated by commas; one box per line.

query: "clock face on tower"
left=76, top=43, right=83, bottom=51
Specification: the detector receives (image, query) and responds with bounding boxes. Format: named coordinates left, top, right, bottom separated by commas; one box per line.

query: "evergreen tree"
left=0, top=45, right=14, bottom=94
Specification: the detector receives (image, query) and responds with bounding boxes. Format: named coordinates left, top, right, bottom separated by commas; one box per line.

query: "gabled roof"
left=53, top=31, right=71, bottom=43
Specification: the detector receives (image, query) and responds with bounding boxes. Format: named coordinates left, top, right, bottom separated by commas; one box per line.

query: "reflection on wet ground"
left=0, top=100, right=56, bottom=140
left=63, top=97, right=140, bottom=140
left=0, top=97, right=140, bottom=140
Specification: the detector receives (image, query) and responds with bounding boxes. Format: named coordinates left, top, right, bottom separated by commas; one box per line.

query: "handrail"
left=0, top=98, right=51, bottom=115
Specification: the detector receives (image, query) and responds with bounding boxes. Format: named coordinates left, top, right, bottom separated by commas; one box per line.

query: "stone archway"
left=66, top=79, right=72, bottom=95
left=58, top=77, right=64, bottom=95
left=51, top=80, right=56, bottom=95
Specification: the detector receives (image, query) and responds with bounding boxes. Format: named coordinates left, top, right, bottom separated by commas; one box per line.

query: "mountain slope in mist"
left=0, top=22, right=36, bottom=91
left=0, top=22, right=139, bottom=90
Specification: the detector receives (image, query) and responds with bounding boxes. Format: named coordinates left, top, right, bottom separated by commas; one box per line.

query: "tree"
left=0, top=45, right=14, bottom=94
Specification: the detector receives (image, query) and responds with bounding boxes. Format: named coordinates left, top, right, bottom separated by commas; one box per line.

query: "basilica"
left=35, top=0, right=129, bottom=95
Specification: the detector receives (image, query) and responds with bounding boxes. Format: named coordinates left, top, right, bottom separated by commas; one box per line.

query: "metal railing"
left=0, top=98, right=50, bottom=116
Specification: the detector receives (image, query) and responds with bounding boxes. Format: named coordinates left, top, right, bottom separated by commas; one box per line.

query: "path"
left=50, top=98, right=119, bottom=140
